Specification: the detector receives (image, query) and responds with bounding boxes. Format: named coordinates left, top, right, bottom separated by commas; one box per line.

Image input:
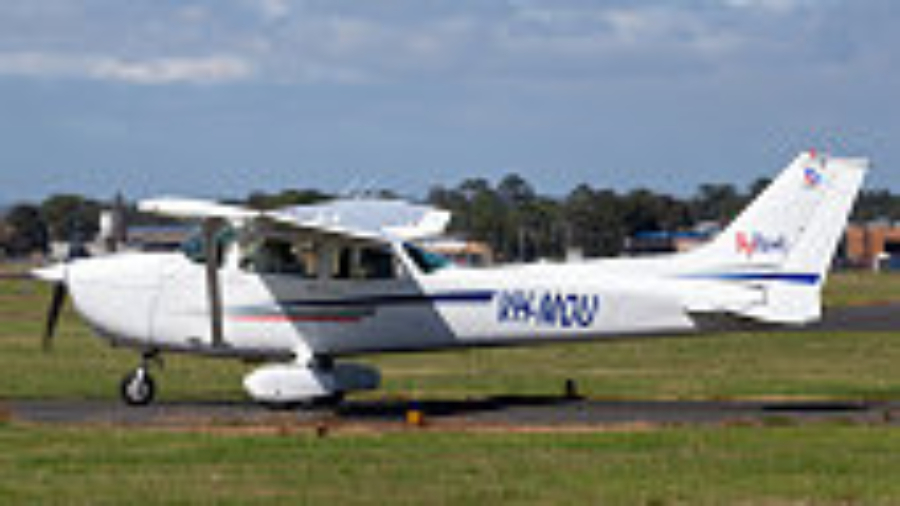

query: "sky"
left=0, top=0, right=898, bottom=204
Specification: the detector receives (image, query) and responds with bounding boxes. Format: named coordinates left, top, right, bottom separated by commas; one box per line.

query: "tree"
left=40, top=194, right=102, bottom=242
left=853, top=189, right=900, bottom=222
left=245, top=189, right=330, bottom=210
left=691, top=184, right=744, bottom=224
left=564, top=185, right=624, bottom=257
left=621, top=189, right=665, bottom=235
left=497, top=174, right=539, bottom=261
left=497, top=173, right=535, bottom=206
left=748, top=177, right=772, bottom=199
left=3, top=204, right=49, bottom=257
left=428, top=184, right=472, bottom=237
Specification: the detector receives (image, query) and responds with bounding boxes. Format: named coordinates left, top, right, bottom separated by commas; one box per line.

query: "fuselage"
left=64, top=245, right=704, bottom=361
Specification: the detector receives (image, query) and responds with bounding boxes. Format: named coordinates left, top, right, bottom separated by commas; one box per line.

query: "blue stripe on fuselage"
left=684, top=272, right=820, bottom=285
left=280, top=290, right=496, bottom=309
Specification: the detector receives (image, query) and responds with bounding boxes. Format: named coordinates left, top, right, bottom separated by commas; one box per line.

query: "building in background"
left=125, top=224, right=193, bottom=252
left=844, top=222, right=900, bottom=271
left=96, top=194, right=129, bottom=252
left=623, top=222, right=721, bottom=256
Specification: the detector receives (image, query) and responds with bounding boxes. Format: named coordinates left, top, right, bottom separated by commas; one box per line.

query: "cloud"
left=0, top=52, right=253, bottom=85
left=261, top=0, right=293, bottom=21
left=722, top=0, right=814, bottom=13
left=0, top=0, right=894, bottom=87
left=91, top=55, right=253, bottom=85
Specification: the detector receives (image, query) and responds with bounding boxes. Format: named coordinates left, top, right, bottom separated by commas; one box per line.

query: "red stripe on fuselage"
left=230, top=314, right=362, bottom=323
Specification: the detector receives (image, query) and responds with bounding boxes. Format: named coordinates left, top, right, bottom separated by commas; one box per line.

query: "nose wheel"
left=120, top=352, right=160, bottom=406
left=120, top=368, right=156, bottom=406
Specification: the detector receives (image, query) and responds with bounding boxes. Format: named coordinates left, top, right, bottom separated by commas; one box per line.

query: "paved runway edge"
left=6, top=398, right=900, bottom=429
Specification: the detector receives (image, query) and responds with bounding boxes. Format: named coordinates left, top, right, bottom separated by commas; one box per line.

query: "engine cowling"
left=243, top=362, right=380, bottom=404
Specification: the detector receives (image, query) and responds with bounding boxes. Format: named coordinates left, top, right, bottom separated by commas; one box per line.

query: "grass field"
left=824, top=271, right=900, bottom=307
left=3, top=424, right=900, bottom=504
left=2, top=271, right=900, bottom=504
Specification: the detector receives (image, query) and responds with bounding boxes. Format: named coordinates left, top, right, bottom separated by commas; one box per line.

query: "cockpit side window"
left=332, top=245, right=397, bottom=280
left=233, top=231, right=400, bottom=281
left=241, top=238, right=316, bottom=277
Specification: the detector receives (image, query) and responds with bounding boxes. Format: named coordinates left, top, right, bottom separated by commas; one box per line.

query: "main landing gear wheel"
left=120, top=367, right=156, bottom=406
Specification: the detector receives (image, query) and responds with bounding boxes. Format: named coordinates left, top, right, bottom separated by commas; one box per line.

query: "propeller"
left=43, top=282, right=68, bottom=351
left=35, top=240, right=89, bottom=351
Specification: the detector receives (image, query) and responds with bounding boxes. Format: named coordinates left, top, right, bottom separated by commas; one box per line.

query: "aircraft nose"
left=65, top=255, right=164, bottom=346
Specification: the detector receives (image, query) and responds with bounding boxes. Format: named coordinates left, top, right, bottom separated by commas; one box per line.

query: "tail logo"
left=736, top=232, right=788, bottom=258
left=803, top=167, right=823, bottom=188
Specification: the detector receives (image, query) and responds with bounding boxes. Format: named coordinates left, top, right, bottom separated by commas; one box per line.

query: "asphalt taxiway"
left=6, top=397, right=900, bottom=429
left=810, top=302, right=900, bottom=332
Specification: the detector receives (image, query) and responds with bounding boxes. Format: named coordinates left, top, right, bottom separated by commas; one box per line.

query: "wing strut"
left=203, top=219, right=225, bottom=348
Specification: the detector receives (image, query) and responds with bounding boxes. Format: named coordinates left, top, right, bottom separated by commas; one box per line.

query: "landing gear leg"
left=310, top=355, right=345, bottom=408
left=312, top=392, right=345, bottom=408
left=120, top=351, right=160, bottom=406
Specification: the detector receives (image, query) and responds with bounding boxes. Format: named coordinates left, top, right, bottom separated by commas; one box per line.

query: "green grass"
left=825, top=271, right=900, bottom=307
left=2, top=424, right=900, bottom=504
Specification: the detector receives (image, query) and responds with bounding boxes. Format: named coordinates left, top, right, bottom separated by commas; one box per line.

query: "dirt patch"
left=10, top=415, right=671, bottom=437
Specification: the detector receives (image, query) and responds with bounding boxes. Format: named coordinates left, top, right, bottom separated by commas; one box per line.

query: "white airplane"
left=34, top=152, right=868, bottom=406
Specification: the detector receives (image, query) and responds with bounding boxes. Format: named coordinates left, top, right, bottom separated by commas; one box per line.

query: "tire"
left=120, top=369, right=156, bottom=406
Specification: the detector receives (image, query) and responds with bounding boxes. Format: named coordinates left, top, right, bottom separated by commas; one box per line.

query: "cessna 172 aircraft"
left=34, top=151, right=867, bottom=406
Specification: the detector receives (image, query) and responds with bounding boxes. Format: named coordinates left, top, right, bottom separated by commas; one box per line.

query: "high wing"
left=267, top=198, right=450, bottom=241
left=138, top=197, right=260, bottom=221
left=138, top=196, right=451, bottom=241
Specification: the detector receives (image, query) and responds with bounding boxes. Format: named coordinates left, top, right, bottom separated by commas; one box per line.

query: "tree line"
left=2, top=176, right=900, bottom=260
left=428, top=174, right=767, bottom=261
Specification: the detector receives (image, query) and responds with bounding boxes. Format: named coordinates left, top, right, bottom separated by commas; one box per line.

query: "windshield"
left=403, top=242, right=451, bottom=274
left=180, top=225, right=235, bottom=266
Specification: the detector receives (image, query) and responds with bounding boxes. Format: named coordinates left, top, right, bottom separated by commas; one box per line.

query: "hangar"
left=844, top=223, right=900, bottom=271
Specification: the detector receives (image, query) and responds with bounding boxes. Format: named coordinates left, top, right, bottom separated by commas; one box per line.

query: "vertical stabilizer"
left=683, top=152, right=868, bottom=324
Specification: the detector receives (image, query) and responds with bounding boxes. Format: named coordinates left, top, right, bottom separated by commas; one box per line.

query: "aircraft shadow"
left=331, top=396, right=879, bottom=423
left=335, top=394, right=584, bottom=420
